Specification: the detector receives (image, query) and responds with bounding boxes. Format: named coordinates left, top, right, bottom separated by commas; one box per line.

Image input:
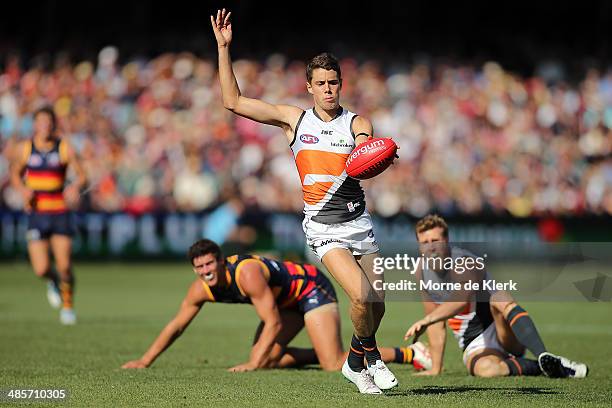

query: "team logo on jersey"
left=28, top=154, right=43, bottom=167
left=300, top=134, right=319, bottom=144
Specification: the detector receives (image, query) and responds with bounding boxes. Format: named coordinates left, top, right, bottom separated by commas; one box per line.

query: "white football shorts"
left=302, top=210, right=379, bottom=260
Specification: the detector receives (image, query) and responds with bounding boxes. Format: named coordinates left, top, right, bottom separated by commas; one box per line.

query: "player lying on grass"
left=122, top=239, right=431, bottom=372
left=403, top=214, right=588, bottom=378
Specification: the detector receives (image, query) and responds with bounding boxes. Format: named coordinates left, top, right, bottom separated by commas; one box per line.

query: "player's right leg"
left=26, top=235, right=61, bottom=309
left=50, top=234, right=76, bottom=325
left=303, top=303, right=344, bottom=371
left=321, top=248, right=386, bottom=393
left=464, top=324, right=543, bottom=377
left=468, top=351, right=511, bottom=377
left=354, top=252, right=397, bottom=390
left=490, top=291, right=588, bottom=378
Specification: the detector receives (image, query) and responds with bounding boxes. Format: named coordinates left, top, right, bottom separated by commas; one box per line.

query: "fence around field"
left=1, top=211, right=611, bottom=260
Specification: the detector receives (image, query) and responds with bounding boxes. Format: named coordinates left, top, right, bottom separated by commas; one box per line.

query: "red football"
left=345, top=138, right=398, bottom=180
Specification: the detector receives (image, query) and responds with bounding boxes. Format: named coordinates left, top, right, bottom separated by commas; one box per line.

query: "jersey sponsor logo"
left=320, top=130, right=333, bottom=135
left=345, top=139, right=386, bottom=166
left=313, top=238, right=342, bottom=248
left=300, top=134, right=319, bottom=144
left=331, top=137, right=353, bottom=148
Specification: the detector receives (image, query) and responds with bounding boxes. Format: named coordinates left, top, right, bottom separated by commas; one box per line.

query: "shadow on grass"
left=386, top=386, right=560, bottom=397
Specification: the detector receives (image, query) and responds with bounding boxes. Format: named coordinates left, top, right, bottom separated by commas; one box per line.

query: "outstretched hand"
left=403, top=318, right=430, bottom=343
left=121, top=359, right=149, bottom=369
left=210, top=8, right=232, bottom=48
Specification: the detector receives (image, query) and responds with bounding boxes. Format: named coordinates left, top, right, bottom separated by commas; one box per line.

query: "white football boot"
left=367, top=360, right=398, bottom=390
left=342, top=360, right=382, bottom=394
left=411, top=342, right=433, bottom=371
left=60, top=308, right=77, bottom=325
left=46, top=281, right=62, bottom=309
left=538, top=352, right=588, bottom=378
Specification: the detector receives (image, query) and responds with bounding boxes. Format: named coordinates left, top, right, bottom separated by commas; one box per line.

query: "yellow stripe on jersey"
left=294, top=264, right=306, bottom=276
left=201, top=281, right=216, bottom=301
left=280, top=279, right=304, bottom=308
left=235, top=259, right=270, bottom=296
left=26, top=176, right=64, bottom=191
left=279, top=264, right=306, bottom=308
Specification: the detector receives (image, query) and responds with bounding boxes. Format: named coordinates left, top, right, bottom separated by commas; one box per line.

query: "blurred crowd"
left=1, top=47, right=611, bottom=217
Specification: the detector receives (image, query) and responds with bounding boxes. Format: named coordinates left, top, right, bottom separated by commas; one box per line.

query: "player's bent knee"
left=33, top=267, right=50, bottom=278
left=472, top=357, right=506, bottom=378
left=349, top=302, right=370, bottom=321
left=319, top=358, right=342, bottom=372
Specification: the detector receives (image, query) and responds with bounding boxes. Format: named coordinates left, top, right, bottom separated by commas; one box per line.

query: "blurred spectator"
left=1, top=50, right=611, bottom=217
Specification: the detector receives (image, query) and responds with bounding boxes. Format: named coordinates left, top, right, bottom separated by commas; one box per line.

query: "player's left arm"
left=229, top=262, right=282, bottom=372
left=352, top=116, right=374, bottom=145
left=61, top=140, right=87, bottom=207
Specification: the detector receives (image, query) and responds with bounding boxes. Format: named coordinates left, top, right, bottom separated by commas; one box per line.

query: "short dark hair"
left=187, top=239, right=222, bottom=265
left=415, top=214, right=449, bottom=239
left=33, top=105, right=57, bottom=132
left=306, top=53, right=341, bottom=83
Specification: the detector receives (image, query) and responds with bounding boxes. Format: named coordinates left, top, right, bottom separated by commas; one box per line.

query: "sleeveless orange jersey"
left=290, top=107, right=366, bottom=224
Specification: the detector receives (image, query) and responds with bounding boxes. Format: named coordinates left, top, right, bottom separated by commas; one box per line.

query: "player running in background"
left=211, top=8, right=397, bottom=394
left=9, top=106, right=86, bottom=325
left=122, top=239, right=431, bottom=372
left=403, top=214, right=588, bottom=378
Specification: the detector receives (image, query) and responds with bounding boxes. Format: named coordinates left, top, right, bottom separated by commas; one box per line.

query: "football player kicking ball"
left=403, top=214, right=588, bottom=379
left=211, top=9, right=398, bottom=394
left=122, top=239, right=431, bottom=372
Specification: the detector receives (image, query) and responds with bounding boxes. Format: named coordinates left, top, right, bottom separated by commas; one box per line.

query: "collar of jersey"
left=312, top=106, right=343, bottom=122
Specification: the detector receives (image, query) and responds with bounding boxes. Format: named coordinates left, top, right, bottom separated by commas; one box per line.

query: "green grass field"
left=1, top=262, right=611, bottom=407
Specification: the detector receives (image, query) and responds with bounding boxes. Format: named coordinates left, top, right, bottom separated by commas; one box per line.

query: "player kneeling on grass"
left=403, top=214, right=588, bottom=379
left=122, top=239, right=430, bottom=372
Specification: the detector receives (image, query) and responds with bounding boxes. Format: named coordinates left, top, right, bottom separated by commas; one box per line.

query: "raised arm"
left=121, top=280, right=209, bottom=368
left=210, top=8, right=302, bottom=138
left=228, top=261, right=282, bottom=372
